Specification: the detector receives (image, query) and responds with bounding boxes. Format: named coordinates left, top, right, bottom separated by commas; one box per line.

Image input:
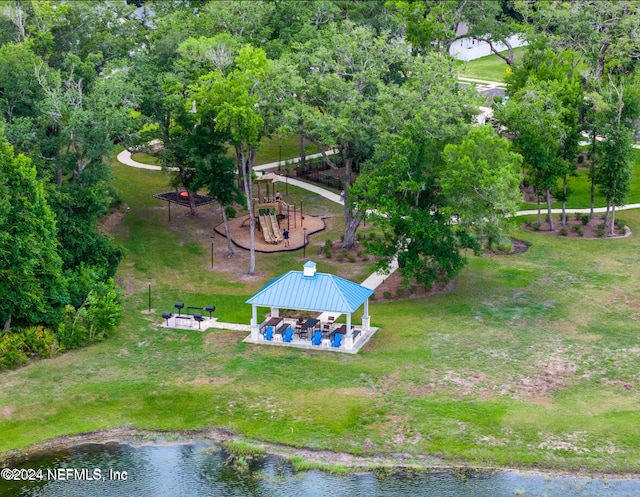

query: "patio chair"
left=263, top=326, right=274, bottom=341
left=311, top=330, right=323, bottom=346
left=331, top=333, right=342, bottom=348
left=283, top=327, right=294, bottom=343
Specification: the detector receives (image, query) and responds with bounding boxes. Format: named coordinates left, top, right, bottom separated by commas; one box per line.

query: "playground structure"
left=255, top=202, right=282, bottom=244
left=254, top=172, right=306, bottom=245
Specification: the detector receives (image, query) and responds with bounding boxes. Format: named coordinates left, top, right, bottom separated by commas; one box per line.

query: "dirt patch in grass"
left=371, top=272, right=457, bottom=302
left=99, top=207, right=127, bottom=233
left=188, top=376, right=235, bottom=386
left=0, top=406, right=16, bottom=420
left=500, top=356, right=578, bottom=404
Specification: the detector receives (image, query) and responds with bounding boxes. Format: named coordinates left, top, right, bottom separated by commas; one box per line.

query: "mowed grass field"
left=1, top=152, right=640, bottom=474
left=456, top=47, right=527, bottom=82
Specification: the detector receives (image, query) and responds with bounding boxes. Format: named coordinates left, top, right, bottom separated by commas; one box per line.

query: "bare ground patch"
left=499, top=356, right=578, bottom=403
left=0, top=406, right=16, bottom=420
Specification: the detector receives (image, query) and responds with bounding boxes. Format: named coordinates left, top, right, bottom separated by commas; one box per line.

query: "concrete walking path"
left=458, top=76, right=507, bottom=88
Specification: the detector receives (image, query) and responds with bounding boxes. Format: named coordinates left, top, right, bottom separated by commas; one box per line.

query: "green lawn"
left=519, top=149, right=640, bottom=211
left=225, top=134, right=322, bottom=166
left=136, top=134, right=320, bottom=168
left=456, top=47, right=527, bottom=83
left=3, top=151, right=640, bottom=474
left=130, top=152, right=160, bottom=166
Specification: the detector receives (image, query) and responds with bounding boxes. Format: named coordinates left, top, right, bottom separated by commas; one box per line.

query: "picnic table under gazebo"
left=245, top=261, right=375, bottom=352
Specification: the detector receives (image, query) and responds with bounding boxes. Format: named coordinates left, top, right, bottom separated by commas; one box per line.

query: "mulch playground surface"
left=215, top=211, right=326, bottom=253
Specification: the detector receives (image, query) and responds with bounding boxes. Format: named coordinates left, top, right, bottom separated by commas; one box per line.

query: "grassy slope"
left=2, top=153, right=640, bottom=474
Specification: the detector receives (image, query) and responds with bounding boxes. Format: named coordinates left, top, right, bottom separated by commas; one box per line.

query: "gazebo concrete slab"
left=242, top=326, right=379, bottom=354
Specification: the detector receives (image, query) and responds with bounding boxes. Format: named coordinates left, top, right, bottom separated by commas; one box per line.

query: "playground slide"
left=268, top=214, right=282, bottom=242
left=259, top=213, right=276, bottom=243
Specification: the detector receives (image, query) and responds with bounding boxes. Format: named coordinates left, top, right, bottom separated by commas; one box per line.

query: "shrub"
left=323, top=239, right=332, bottom=258
left=0, top=333, right=28, bottom=370
left=619, top=225, right=627, bottom=235
left=336, top=248, right=347, bottom=261
left=574, top=212, right=582, bottom=220
left=383, top=291, right=392, bottom=299
left=576, top=225, right=584, bottom=236
left=370, top=293, right=376, bottom=300
left=21, top=326, right=58, bottom=358
left=347, top=254, right=356, bottom=263
left=532, top=222, right=541, bottom=231
left=560, top=227, right=569, bottom=236
left=408, top=285, right=417, bottom=294
left=395, top=288, right=405, bottom=297
left=497, top=238, right=513, bottom=253
left=581, top=214, right=590, bottom=225
left=597, top=224, right=605, bottom=237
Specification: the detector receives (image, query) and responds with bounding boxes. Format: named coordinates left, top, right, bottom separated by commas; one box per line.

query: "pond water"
left=1, top=442, right=638, bottom=497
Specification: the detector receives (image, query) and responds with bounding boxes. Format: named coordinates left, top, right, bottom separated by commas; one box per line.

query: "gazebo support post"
left=345, top=313, right=353, bottom=350
left=250, top=304, right=260, bottom=340
left=362, top=298, right=370, bottom=332
left=270, top=307, right=279, bottom=318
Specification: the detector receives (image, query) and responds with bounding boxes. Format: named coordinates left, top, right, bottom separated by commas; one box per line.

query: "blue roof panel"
left=246, top=268, right=373, bottom=313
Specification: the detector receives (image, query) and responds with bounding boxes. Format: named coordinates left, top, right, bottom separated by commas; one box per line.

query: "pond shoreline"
left=1, top=427, right=638, bottom=480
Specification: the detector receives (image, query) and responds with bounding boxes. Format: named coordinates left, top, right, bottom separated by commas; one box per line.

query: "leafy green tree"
left=293, top=21, right=411, bottom=248
left=192, top=45, right=271, bottom=274
left=498, top=79, right=569, bottom=230
left=595, top=74, right=640, bottom=234
left=440, top=125, right=522, bottom=244
left=356, top=125, right=480, bottom=288
left=517, top=0, right=640, bottom=80
left=353, top=52, right=484, bottom=287
left=0, top=42, right=45, bottom=123
left=0, top=130, right=66, bottom=329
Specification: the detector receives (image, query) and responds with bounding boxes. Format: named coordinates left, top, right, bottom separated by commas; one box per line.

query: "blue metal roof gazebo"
left=246, top=261, right=373, bottom=350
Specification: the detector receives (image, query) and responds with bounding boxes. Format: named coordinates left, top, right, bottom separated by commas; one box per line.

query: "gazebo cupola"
left=303, top=261, right=317, bottom=278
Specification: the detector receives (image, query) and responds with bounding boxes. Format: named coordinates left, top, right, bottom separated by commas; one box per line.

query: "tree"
left=353, top=52, right=484, bottom=288
left=293, top=21, right=411, bottom=248
left=356, top=124, right=480, bottom=289
left=0, top=42, right=45, bottom=124
left=192, top=45, right=271, bottom=274
left=518, top=0, right=640, bottom=80
left=0, top=130, right=66, bottom=329
left=388, top=0, right=467, bottom=55
left=498, top=79, right=569, bottom=231
left=440, top=125, right=522, bottom=244
left=596, top=74, right=639, bottom=234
